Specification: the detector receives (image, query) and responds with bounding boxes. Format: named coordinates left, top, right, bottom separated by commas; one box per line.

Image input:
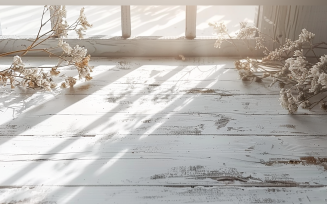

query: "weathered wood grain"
left=1, top=113, right=327, bottom=136
left=0, top=136, right=327, bottom=187
left=1, top=186, right=326, bottom=204
left=0, top=37, right=262, bottom=57
left=1, top=57, right=327, bottom=203
left=257, top=5, right=327, bottom=56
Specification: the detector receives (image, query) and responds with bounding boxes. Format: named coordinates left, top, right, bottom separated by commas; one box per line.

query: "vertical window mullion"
left=121, top=5, right=131, bottom=38
left=0, top=18, right=2, bottom=36
left=185, top=5, right=197, bottom=39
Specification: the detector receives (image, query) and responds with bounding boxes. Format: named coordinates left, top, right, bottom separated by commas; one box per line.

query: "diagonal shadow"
left=48, top=61, right=229, bottom=203
left=0, top=61, right=142, bottom=146
left=0, top=60, right=191, bottom=186
left=0, top=60, right=223, bottom=191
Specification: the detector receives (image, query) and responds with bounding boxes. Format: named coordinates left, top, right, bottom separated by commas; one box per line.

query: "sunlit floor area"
left=0, top=57, right=327, bottom=203
left=0, top=6, right=256, bottom=36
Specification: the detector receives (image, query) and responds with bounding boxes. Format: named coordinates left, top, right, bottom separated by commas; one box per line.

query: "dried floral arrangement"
left=210, top=22, right=327, bottom=114
left=0, top=5, right=93, bottom=91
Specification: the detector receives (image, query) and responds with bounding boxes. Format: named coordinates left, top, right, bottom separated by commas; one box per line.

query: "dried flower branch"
left=211, top=22, right=327, bottom=113
left=0, top=5, right=93, bottom=91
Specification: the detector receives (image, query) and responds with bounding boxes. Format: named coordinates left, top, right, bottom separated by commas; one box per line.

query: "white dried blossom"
left=320, top=55, right=327, bottom=64
left=209, top=22, right=228, bottom=35
left=59, top=39, right=73, bottom=55
left=309, top=76, right=320, bottom=93
left=214, top=38, right=223, bottom=48
left=310, top=64, right=322, bottom=78
left=318, top=73, right=327, bottom=88
left=293, top=49, right=303, bottom=57
left=62, top=5, right=67, bottom=18
left=263, top=48, right=283, bottom=61
left=78, top=7, right=92, bottom=30
left=279, top=89, right=298, bottom=113
left=279, top=89, right=289, bottom=109
left=13, top=56, right=24, bottom=67
left=301, top=100, right=310, bottom=109
left=0, top=5, right=93, bottom=92
left=309, top=55, right=327, bottom=78
left=22, top=68, right=38, bottom=76
left=285, top=56, right=308, bottom=83
left=178, top=55, right=185, bottom=61
left=236, top=22, right=258, bottom=39
left=255, top=36, right=265, bottom=50
left=75, top=27, right=85, bottom=39
left=66, top=77, right=77, bottom=87
left=71, top=45, right=87, bottom=63
left=51, top=6, right=69, bottom=37
left=298, top=29, right=315, bottom=44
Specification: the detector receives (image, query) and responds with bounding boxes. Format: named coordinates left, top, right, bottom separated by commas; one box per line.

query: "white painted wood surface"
left=0, top=57, right=327, bottom=203
left=0, top=37, right=262, bottom=57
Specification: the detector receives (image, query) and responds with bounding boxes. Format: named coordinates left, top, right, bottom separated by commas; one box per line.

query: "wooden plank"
left=121, top=6, right=131, bottom=38
left=1, top=186, right=327, bottom=204
left=185, top=6, right=197, bottom=39
left=0, top=57, right=326, bottom=137
left=4, top=0, right=327, bottom=5
left=3, top=94, right=308, bottom=119
left=1, top=113, right=327, bottom=136
left=0, top=57, right=281, bottom=96
left=0, top=136, right=327, bottom=186
left=1, top=56, right=327, bottom=203
left=0, top=57, right=327, bottom=204
left=0, top=37, right=262, bottom=57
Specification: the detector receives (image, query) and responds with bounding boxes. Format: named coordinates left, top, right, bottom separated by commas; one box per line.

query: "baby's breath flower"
left=66, top=77, right=77, bottom=87
left=71, top=45, right=87, bottom=63
left=50, top=67, right=60, bottom=76
left=298, top=28, right=315, bottom=44
left=61, top=82, right=67, bottom=88
left=318, top=73, right=327, bottom=88
left=209, top=21, right=228, bottom=35
left=293, top=49, right=303, bottom=57
left=28, top=81, right=35, bottom=88
left=279, top=89, right=298, bottom=113
left=13, top=56, right=24, bottom=67
left=79, top=7, right=92, bottom=30
left=214, top=38, right=223, bottom=48
left=301, top=100, right=311, bottom=109
left=1, top=5, right=93, bottom=93
left=59, top=40, right=72, bottom=55
left=75, top=27, right=85, bottom=39
left=62, top=5, right=67, bottom=18
left=236, top=22, right=258, bottom=39
left=309, top=76, right=320, bottom=94
left=50, top=82, right=57, bottom=89
left=85, top=74, right=93, bottom=81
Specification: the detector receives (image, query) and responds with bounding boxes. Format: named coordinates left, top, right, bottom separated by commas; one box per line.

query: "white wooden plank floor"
left=0, top=57, right=327, bottom=204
